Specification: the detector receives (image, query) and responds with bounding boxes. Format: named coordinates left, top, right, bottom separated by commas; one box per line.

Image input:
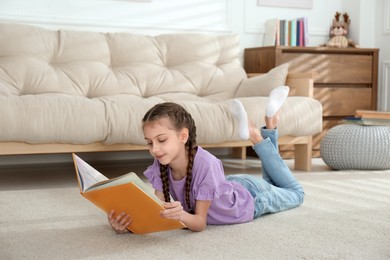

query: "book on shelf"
left=279, top=19, right=285, bottom=46
left=285, top=20, right=290, bottom=46
left=290, top=18, right=297, bottom=47
left=303, top=16, right=309, bottom=46
left=263, top=18, right=279, bottom=46
left=263, top=17, right=308, bottom=47
left=340, top=116, right=390, bottom=126
left=72, top=153, right=186, bottom=234
left=355, top=110, right=390, bottom=120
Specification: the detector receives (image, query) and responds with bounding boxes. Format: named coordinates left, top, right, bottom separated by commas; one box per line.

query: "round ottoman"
left=320, top=124, right=390, bottom=170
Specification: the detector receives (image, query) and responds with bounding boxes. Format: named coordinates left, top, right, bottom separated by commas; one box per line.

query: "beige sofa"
left=0, top=23, right=322, bottom=170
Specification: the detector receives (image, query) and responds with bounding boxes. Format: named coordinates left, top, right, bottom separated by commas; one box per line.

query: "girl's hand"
left=160, top=201, right=185, bottom=221
left=108, top=210, right=132, bottom=234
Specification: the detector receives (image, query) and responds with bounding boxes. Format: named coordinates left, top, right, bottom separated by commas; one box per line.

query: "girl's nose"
left=151, top=144, right=159, bottom=154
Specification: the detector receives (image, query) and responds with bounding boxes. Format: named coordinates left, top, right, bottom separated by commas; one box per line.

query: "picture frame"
left=257, top=0, right=313, bottom=9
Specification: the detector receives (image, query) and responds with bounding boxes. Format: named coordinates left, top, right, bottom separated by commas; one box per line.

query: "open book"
left=72, top=153, right=186, bottom=234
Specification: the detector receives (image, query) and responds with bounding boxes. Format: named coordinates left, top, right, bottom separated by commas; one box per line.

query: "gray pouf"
left=320, top=124, right=390, bottom=170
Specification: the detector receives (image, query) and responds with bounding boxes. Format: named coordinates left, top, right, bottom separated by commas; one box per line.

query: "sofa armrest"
left=286, top=73, right=315, bottom=98
left=247, top=72, right=314, bottom=98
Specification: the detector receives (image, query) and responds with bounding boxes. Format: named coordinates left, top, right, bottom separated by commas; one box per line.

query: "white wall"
left=0, top=0, right=342, bottom=47
left=2, top=0, right=372, bottom=63
left=376, top=0, right=390, bottom=111
left=0, top=0, right=388, bottom=165
left=345, top=0, right=390, bottom=111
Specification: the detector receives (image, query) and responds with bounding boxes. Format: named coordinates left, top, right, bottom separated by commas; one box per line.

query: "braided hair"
left=142, top=102, right=197, bottom=212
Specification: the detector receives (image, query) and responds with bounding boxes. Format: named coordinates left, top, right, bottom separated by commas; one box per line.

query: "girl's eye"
left=159, top=139, right=166, bottom=143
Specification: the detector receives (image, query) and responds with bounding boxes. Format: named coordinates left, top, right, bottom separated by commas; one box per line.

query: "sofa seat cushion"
left=0, top=93, right=322, bottom=145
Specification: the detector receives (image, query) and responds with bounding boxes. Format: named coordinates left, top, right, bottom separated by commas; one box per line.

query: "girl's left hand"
left=160, top=201, right=185, bottom=221
left=108, top=210, right=132, bottom=234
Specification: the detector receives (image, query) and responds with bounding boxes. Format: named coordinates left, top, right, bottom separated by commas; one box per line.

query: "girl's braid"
left=183, top=111, right=197, bottom=212
left=160, top=164, right=170, bottom=202
left=185, top=143, right=195, bottom=212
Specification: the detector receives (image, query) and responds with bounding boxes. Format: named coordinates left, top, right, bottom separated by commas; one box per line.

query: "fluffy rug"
left=1, top=158, right=389, bottom=259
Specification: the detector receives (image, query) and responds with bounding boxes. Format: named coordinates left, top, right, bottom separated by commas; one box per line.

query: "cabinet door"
left=314, top=87, right=372, bottom=116
left=276, top=53, right=373, bottom=84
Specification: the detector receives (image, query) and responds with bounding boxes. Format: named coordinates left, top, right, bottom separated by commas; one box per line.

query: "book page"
left=74, top=154, right=108, bottom=192
left=86, top=172, right=162, bottom=204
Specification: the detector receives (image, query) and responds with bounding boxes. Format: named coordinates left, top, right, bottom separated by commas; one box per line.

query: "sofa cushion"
left=0, top=23, right=246, bottom=100
left=234, top=63, right=289, bottom=97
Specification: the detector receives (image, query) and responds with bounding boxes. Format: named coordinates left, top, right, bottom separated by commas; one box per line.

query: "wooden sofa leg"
left=232, top=147, right=247, bottom=160
left=293, top=140, right=312, bottom=171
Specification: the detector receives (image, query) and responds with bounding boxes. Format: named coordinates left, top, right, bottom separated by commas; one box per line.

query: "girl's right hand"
left=108, top=210, right=132, bottom=234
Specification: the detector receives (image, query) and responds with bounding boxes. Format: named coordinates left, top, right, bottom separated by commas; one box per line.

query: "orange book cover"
left=72, top=153, right=186, bottom=234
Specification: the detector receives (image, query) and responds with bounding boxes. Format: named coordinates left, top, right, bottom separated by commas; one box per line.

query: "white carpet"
left=1, top=158, right=390, bottom=259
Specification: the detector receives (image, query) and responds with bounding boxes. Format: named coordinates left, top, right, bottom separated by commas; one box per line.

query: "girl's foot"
left=248, top=120, right=262, bottom=145
left=230, top=99, right=249, bottom=140
left=230, top=99, right=263, bottom=144
left=265, top=112, right=280, bottom=130
left=265, top=86, right=289, bottom=118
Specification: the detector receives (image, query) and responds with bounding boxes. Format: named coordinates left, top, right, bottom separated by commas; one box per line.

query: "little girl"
left=108, top=86, right=304, bottom=233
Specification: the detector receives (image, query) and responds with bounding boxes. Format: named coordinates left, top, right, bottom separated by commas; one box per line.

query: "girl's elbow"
left=188, top=221, right=207, bottom=232
left=192, top=224, right=207, bottom=232
left=199, top=223, right=208, bottom=232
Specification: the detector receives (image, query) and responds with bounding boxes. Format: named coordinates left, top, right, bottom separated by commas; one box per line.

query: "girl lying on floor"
left=108, top=86, right=304, bottom=233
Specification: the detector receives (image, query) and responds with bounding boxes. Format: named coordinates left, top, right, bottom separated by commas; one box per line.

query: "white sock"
left=266, top=86, right=289, bottom=118
left=230, top=99, right=249, bottom=140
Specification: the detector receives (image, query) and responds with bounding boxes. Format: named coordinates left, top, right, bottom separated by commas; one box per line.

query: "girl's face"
left=143, top=118, right=188, bottom=166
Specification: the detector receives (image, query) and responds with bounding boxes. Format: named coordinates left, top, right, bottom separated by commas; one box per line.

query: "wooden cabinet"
left=244, top=46, right=379, bottom=157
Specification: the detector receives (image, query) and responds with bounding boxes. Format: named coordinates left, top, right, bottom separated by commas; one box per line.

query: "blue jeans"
left=226, top=128, right=304, bottom=218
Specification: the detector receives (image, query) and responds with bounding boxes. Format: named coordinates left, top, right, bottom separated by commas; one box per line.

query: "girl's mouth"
left=155, top=154, right=165, bottom=160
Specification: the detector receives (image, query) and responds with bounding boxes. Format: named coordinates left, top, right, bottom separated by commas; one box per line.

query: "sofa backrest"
left=0, top=23, right=246, bottom=100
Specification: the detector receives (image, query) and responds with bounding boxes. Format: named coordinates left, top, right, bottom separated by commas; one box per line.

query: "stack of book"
left=340, top=110, right=390, bottom=126
left=263, top=17, right=309, bottom=47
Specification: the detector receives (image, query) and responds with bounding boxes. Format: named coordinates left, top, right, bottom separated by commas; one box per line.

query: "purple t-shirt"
left=143, top=146, right=254, bottom=225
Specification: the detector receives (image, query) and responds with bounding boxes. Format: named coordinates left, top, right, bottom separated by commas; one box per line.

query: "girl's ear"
left=179, top=128, right=189, bottom=143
